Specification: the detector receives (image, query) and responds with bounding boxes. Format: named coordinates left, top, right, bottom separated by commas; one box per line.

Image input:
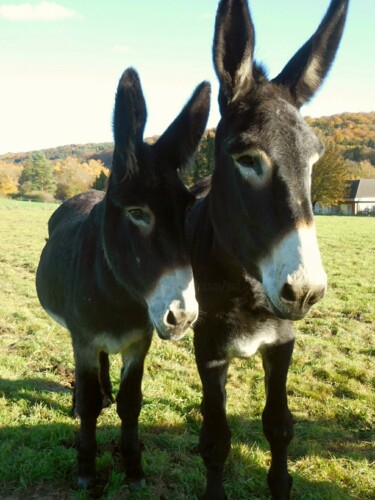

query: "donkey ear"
left=213, top=0, right=255, bottom=107
left=153, top=81, right=211, bottom=170
left=273, top=0, right=349, bottom=108
left=112, top=68, right=147, bottom=177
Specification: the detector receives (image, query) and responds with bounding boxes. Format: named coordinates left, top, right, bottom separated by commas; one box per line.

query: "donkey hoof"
left=102, top=394, right=113, bottom=408
left=202, top=488, right=228, bottom=500
left=71, top=408, right=79, bottom=419
left=202, top=493, right=227, bottom=500
left=77, top=475, right=94, bottom=489
left=268, top=472, right=293, bottom=499
left=129, top=478, right=146, bottom=492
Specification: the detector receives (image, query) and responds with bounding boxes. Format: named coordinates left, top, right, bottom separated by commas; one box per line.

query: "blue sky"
left=0, top=0, right=374, bottom=154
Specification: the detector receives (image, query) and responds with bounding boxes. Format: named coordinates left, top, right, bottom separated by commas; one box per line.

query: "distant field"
left=0, top=198, right=374, bottom=499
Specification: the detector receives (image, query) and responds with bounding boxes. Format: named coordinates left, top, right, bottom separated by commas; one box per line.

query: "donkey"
left=186, top=0, right=349, bottom=498
left=36, top=67, right=210, bottom=489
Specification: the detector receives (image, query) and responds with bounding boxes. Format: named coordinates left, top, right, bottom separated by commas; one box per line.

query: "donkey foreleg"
left=195, top=342, right=231, bottom=500
left=117, top=347, right=149, bottom=488
left=74, top=361, right=103, bottom=488
left=71, top=351, right=113, bottom=419
left=99, top=351, right=114, bottom=408
left=261, top=339, right=295, bottom=500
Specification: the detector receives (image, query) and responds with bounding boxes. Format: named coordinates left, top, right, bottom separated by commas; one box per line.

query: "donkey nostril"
left=280, top=283, right=298, bottom=303
left=166, top=310, right=178, bottom=326
left=165, top=308, right=197, bottom=329
left=307, top=286, right=326, bottom=306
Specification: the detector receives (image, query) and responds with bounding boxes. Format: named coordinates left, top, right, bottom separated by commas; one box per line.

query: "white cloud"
left=0, top=2, right=78, bottom=21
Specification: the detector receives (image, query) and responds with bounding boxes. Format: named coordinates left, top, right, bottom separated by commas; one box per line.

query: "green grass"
left=0, top=199, right=374, bottom=499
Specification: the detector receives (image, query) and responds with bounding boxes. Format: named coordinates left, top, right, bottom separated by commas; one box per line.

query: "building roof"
left=348, top=179, right=375, bottom=200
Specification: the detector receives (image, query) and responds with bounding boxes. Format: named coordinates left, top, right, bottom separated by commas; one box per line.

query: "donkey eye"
left=126, top=207, right=153, bottom=228
left=236, top=154, right=263, bottom=176
left=128, top=208, right=145, bottom=220
left=237, top=154, right=258, bottom=168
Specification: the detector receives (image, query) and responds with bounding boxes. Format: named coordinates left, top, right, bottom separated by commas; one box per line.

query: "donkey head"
left=103, top=68, right=210, bottom=339
left=211, top=0, right=349, bottom=320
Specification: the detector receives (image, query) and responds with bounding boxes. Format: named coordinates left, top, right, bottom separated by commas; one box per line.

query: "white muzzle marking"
left=260, top=223, right=327, bottom=318
left=146, top=267, right=198, bottom=340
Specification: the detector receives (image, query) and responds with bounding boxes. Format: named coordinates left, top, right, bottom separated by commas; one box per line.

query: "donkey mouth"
left=148, top=309, right=197, bottom=341
left=266, top=297, right=308, bottom=321
left=154, top=324, right=193, bottom=341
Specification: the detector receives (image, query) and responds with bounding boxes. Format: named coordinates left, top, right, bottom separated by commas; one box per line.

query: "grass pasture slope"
left=0, top=198, right=374, bottom=499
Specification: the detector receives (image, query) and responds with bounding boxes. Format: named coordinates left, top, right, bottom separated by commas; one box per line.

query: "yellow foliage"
left=0, top=161, right=22, bottom=198
left=311, top=140, right=351, bottom=206
left=53, top=157, right=109, bottom=200
left=307, top=112, right=375, bottom=147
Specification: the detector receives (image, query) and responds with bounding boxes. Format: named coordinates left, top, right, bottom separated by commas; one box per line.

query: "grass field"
left=0, top=198, right=374, bottom=499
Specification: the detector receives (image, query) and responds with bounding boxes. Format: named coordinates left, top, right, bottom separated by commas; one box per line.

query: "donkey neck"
left=187, top=190, right=260, bottom=293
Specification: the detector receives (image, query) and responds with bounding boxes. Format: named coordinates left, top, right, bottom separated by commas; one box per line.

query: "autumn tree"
left=92, top=169, right=108, bottom=190
left=307, top=112, right=375, bottom=167
left=311, top=140, right=351, bottom=208
left=54, top=157, right=108, bottom=200
left=193, top=130, right=215, bottom=183
left=19, top=153, right=56, bottom=200
left=346, top=160, right=375, bottom=180
left=0, top=161, right=22, bottom=198
left=54, top=157, right=90, bottom=200
left=176, top=131, right=215, bottom=187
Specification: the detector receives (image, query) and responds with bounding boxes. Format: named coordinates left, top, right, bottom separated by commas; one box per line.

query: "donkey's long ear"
left=273, top=0, right=349, bottom=108
left=213, top=0, right=255, bottom=108
left=154, top=81, right=211, bottom=170
left=112, top=68, right=147, bottom=178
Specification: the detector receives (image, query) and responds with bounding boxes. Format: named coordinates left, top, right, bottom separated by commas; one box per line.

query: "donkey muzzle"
left=146, top=267, right=199, bottom=340
left=260, top=224, right=327, bottom=321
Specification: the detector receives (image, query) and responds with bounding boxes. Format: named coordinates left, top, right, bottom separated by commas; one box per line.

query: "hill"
left=0, top=112, right=374, bottom=179
left=306, top=111, right=375, bottom=165
left=0, top=136, right=161, bottom=169
left=1, top=112, right=374, bottom=168
left=0, top=142, right=114, bottom=169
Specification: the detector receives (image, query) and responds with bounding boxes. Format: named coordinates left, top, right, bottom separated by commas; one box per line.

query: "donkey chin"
left=148, top=303, right=199, bottom=341
left=145, top=268, right=199, bottom=340
left=263, top=269, right=328, bottom=321
left=258, top=225, right=328, bottom=321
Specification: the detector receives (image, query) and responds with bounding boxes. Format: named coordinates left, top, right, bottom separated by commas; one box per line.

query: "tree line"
left=307, top=112, right=375, bottom=165
left=0, top=135, right=370, bottom=207
left=0, top=153, right=108, bottom=201
left=0, top=112, right=374, bottom=205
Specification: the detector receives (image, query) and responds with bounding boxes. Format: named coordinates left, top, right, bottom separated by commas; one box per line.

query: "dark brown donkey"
left=186, top=0, right=349, bottom=498
left=36, top=67, right=210, bottom=489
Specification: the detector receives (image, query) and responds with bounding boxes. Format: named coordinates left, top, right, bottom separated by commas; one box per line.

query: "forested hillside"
left=0, top=112, right=374, bottom=202
left=306, top=112, right=375, bottom=166
left=0, top=135, right=161, bottom=169
left=0, top=142, right=114, bottom=169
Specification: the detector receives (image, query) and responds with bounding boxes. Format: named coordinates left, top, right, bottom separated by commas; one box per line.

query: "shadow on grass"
left=226, top=412, right=374, bottom=462
left=0, top=376, right=72, bottom=415
left=153, top=397, right=374, bottom=462
left=0, top=390, right=368, bottom=499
